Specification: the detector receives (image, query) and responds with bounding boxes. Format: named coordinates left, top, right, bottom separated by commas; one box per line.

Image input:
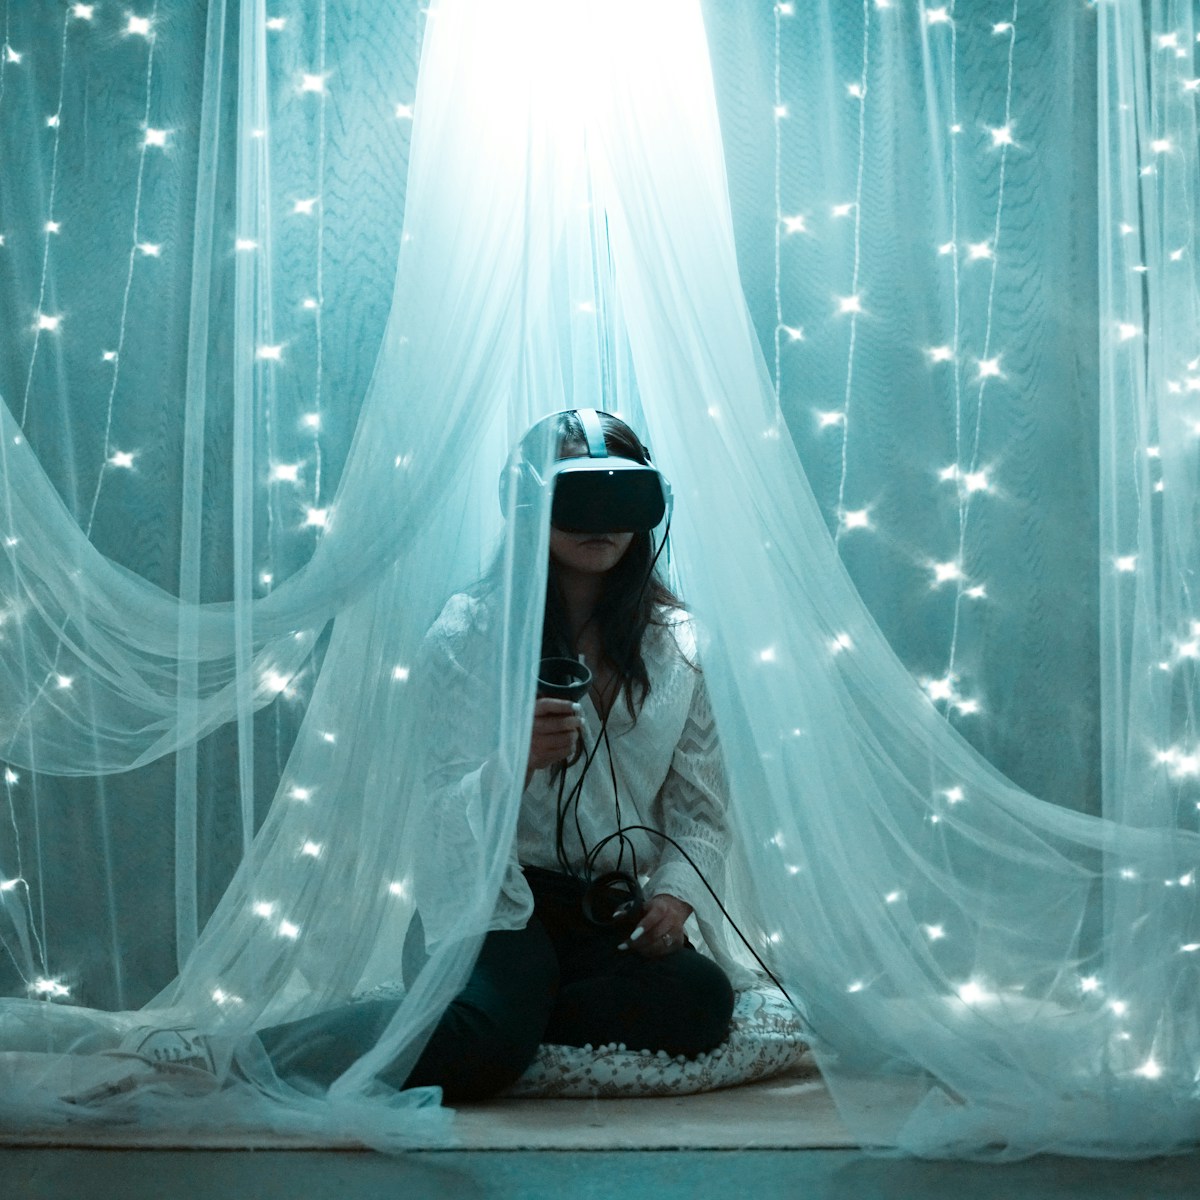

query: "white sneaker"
left=118, top=1026, right=215, bottom=1073
left=62, top=1027, right=218, bottom=1106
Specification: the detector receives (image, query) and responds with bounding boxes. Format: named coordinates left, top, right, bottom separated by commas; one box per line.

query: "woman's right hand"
left=526, top=697, right=583, bottom=783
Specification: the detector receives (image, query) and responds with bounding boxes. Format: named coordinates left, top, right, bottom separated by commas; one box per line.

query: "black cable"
left=583, top=823, right=798, bottom=1012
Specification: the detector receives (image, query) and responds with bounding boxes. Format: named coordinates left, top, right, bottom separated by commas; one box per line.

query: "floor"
left=2, top=1066, right=1198, bottom=1198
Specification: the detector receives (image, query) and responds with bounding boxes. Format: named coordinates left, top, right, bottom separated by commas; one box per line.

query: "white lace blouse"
left=420, top=592, right=734, bottom=945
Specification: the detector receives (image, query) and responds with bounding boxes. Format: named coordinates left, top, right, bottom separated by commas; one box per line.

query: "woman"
left=260, top=411, right=736, bottom=1101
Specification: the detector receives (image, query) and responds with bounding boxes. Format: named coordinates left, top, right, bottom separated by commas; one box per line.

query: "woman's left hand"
left=621, top=894, right=693, bottom=958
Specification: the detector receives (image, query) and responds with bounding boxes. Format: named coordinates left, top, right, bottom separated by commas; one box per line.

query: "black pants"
left=259, top=868, right=734, bottom=1102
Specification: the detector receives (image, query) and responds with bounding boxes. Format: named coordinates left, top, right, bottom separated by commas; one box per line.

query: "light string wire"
left=772, top=0, right=783, bottom=413
left=18, top=10, right=71, bottom=428
left=10, top=9, right=75, bottom=991
left=832, top=0, right=871, bottom=551
left=84, top=3, right=163, bottom=538
left=312, top=0, right=327, bottom=507
left=942, top=1, right=1019, bottom=706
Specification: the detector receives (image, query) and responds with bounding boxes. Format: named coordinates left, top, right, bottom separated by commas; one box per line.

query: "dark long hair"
left=539, top=411, right=685, bottom=721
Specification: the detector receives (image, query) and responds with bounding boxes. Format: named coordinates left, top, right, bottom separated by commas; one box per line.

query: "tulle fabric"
left=0, top=0, right=1198, bottom=1159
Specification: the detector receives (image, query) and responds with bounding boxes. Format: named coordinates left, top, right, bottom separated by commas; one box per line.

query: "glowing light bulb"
left=1120, top=868, right=1138, bottom=880
left=758, top=646, right=777, bottom=664
left=302, top=297, right=319, bottom=310
left=389, top=879, right=409, bottom=898
left=126, top=15, right=152, bottom=37
left=3, top=45, right=21, bottom=64
left=831, top=633, right=853, bottom=653
left=301, top=73, right=328, bottom=93
left=781, top=214, right=807, bottom=234
left=956, top=980, right=991, bottom=1004
left=837, top=294, right=863, bottom=315
left=278, top=920, right=300, bottom=939
left=392, top=665, right=410, bottom=681
left=236, top=238, right=258, bottom=252
left=1185, top=79, right=1200, bottom=92
left=966, top=241, right=993, bottom=261
left=322, top=732, right=336, bottom=744
left=1169, top=248, right=1185, bottom=262
left=1179, top=640, right=1200, bottom=659
left=1108, top=1000, right=1128, bottom=1016
left=773, top=104, right=788, bottom=119
left=31, top=978, right=70, bottom=999
left=989, top=125, right=1015, bottom=147
left=963, top=470, right=989, bottom=493
left=943, top=787, right=964, bottom=804
left=925, top=7, right=951, bottom=24
left=1157, top=32, right=1179, bottom=49
left=304, top=507, right=329, bottom=528
left=301, top=412, right=321, bottom=429
left=270, top=463, right=301, bottom=483
left=1119, top=223, right=1136, bottom=235
left=144, top=128, right=167, bottom=148
left=259, top=572, right=273, bottom=586
left=1182, top=944, right=1200, bottom=953
left=0, top=877, right=19, bottom=891
left=36, top=312, right=61, bottom=332
left=928, top=345, right=954, bottom=363
left=395, top=103, right=414, bottom=119
left=964, top=585, right=987, bottom=599
left=885, top=891, right=901, bottom=904
left=977, top=357, right=1002, bottom=378
left=847, top=981, right=865, bottom=993
left=102, top=350, right=117, bottom=362
left=924, top=924, right=946, bottom=941
left=1080, top=975, right=1101, bottom=993
left=926, top=677, right=955, bottom=701
left=266, top=16, right=287, bottom=31
left=777, top=2, right=795, bottom=13
left=993, top=21, right=1013, bottom=34
left=847, top=82, right=864, bottom=99
left=1117, top=322, right=1141, bottom=341
left=841, top=509, right=870, bottom=530
left=782, top=325, right=805, bottom=342
left=47, top=114, right=60, bottom=128
left=293, top=197, right=318, bottom=215
left=3, top=770, right=17, bottom=785
left=937, top=242, right=955, bottom=256
left=108, top=451, right=135, bottom=469
left=933, top=561, right=963, bottom=585
left=55, top=675, right=73, bottom=689
left=253, top=901, right=275, bottom=918
left=831, top=202, right=855, bottom=218
left=817, top=411, right=845, bottom=428
left=1134, top=1058, right=1162, bottom=1080
left=301, top=841, right=322, bottom=858
left=955, top=699, right=980, bottom=716
left=1115, top=555, right=1138, bottom=573
left=44, top=221, right=61, bottom=234
left=289, top=786, right=311, bottom=802
left=1150, top=138, right=1172, bottom=154
left=136, top=242, right=161, bottom=257
left=256, top=344, right=283, bottom=360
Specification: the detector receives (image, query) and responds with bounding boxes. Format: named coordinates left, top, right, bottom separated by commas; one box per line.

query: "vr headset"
left=499, top=408, right=672, bottom=534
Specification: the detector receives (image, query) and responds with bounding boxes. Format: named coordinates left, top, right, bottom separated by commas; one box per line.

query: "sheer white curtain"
left=1, top=0, right=1198, bottom=1159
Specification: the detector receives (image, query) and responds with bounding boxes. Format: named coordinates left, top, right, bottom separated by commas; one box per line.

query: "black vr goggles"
left=501, top=409, right=671, bottom=534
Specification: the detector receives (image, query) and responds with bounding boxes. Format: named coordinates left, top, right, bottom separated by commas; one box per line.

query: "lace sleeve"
left=646, top=669, right=731, bottom=915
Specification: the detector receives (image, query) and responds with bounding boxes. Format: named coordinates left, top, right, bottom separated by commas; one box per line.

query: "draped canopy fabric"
left=1, top=0, right=1199, bottom=1160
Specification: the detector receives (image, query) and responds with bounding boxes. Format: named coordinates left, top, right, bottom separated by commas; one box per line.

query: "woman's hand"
left=525, top=697, right=583, bottom=786
left=621, top=894, right=693, bottom=957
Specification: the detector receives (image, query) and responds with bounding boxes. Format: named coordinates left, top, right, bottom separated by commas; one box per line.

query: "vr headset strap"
left=577, top=408, right=608, bottom=459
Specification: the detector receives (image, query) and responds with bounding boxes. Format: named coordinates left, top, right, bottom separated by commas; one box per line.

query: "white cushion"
left=505, top=985, right=809, bottom=1099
